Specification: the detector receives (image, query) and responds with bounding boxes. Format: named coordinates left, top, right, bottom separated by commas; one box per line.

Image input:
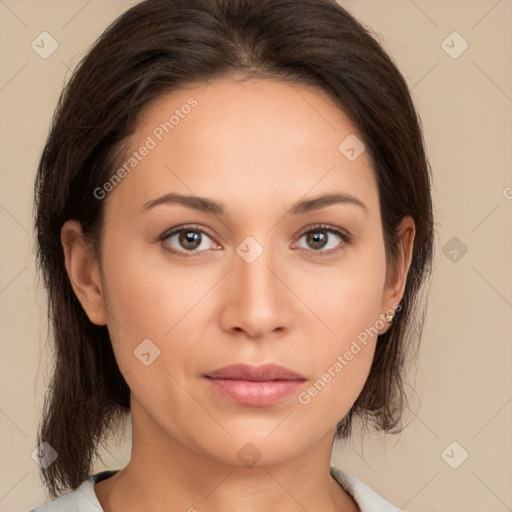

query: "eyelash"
left=159, top=223, right=352, bottom=258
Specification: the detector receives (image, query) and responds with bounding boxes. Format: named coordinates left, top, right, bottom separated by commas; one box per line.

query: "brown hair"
left=34, top=0, right=435, bottom=497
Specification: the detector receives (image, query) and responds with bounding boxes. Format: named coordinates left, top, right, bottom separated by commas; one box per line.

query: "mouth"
left=204, top=363, right=306, bottom=406
left=205, top=362, right=306, bottom=381
left=205, top=377, right=306, bottom=406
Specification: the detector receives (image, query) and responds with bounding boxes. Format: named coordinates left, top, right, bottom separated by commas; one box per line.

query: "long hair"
left=34, top=0, right=435, bottom=497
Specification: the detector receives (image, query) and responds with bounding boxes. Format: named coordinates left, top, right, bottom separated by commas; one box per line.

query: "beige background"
left=1, top=1, right=511, bottom=511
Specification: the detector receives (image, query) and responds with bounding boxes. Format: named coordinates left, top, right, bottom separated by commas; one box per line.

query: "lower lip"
left=206, top=378, right=305, bottom=406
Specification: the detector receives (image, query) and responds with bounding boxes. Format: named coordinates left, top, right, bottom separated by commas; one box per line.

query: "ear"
left=61, top=220, right=107, bottom=325
left=378, top=215, right=416, bottom=334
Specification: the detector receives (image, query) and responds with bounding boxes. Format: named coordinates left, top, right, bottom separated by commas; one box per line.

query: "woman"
left=30, top=0, right=435, bottom=510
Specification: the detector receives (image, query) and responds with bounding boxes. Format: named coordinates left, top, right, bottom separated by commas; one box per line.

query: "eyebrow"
left=140, top=192, right=368, bottom=216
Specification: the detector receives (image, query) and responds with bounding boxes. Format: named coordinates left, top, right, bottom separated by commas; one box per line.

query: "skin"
left=62, top=77, right=415, bottom=512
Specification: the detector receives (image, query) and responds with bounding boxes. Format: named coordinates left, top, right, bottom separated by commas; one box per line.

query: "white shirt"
left=29, top=465, right=407, bottom=511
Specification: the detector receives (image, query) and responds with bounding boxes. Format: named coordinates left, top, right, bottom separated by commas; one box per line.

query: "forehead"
left=107, top=78, right=378, bottom=219
left=137, top=77, right=364, bottom=152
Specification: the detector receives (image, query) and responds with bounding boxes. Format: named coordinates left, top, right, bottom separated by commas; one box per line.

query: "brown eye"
left=178, top=230, right=202, bottom=250
left=296, top=225, right=352, bottom=256
left=161, top=226, right=219, bottom=256
left=305, top=230, right=329, bottom=250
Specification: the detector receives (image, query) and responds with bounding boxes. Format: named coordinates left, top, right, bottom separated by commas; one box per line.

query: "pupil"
left=180, top=230, right=201, bottom=249
left=308, top=231, right=327, bottom=250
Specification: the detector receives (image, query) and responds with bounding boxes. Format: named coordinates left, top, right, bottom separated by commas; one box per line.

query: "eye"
left=159, top=223, right=352, bottom=258
left=294, top=224, right=352, bottom=256
left=160, top=225, right=220, bottom=256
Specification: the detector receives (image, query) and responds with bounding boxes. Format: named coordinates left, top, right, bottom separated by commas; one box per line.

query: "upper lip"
left=206, top=363, right=306, bottom=381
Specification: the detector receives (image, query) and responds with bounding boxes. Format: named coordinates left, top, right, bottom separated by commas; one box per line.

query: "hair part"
left=34, top=0, right=435, bottom=497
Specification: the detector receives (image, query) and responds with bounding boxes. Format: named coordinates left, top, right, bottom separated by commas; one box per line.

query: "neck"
left=94, top=396, right=360, bottom=512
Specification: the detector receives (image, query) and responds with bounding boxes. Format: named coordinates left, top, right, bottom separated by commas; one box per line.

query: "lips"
left=205, top=363, right=306, bottom=381
left=205, top=364, right=306, bottom=406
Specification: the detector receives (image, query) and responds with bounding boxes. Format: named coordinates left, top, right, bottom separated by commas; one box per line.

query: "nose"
left=218, top=238, right=291, bottom=340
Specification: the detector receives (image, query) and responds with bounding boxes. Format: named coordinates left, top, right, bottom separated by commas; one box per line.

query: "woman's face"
left=67, top=77, right=413, bottom=466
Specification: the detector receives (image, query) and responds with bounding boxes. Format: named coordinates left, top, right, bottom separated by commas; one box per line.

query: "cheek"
left=294, top=251, right=386, bottom=416
left=100, top=238, right=190, bottom=338
left=99, top=238, right=210, bottom=387
left=97, top=236, right=173, bottom=374
left=296, top=250, right=387, bottom=346
left=99, top=251, right=194, bottom=418
left=103, top=265, right=164, bottom=338
left=298, top=343, right=374, bottom=416
left=296, top=280, right=382, bottom=424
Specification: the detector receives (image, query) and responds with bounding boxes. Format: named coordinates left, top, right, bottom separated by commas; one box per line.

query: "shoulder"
left=330, top=465, right=408, bottom=512
left=28, top=471, right=118, bottom=512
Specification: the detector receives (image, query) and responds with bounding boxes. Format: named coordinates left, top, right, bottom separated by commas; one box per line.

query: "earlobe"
left=61, top=220, right=107, bottom=325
